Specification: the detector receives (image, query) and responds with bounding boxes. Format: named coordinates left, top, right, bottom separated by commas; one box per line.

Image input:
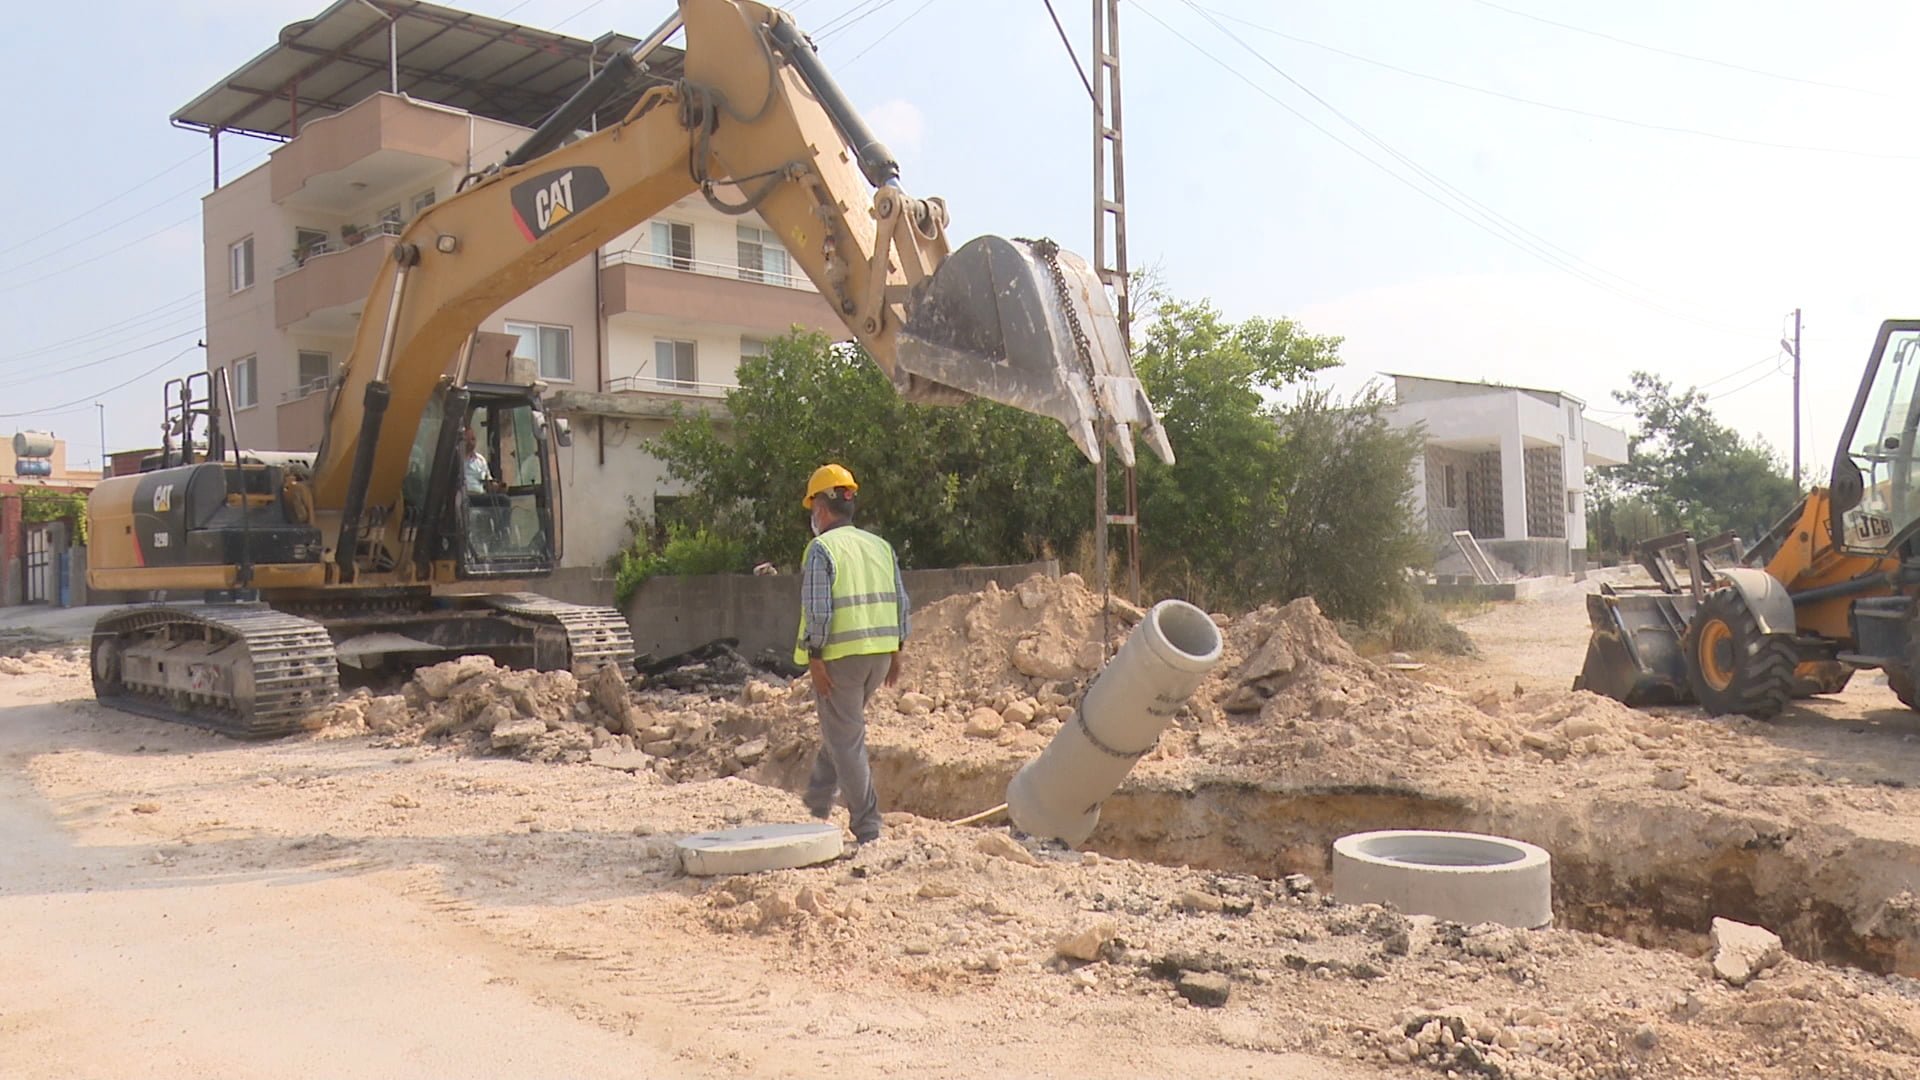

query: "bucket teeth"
left=897, top=235, right=1174, bottom=466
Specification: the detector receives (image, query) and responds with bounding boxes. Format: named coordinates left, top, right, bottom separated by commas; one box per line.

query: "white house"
left=1384, top=374, right=1631, bottom=576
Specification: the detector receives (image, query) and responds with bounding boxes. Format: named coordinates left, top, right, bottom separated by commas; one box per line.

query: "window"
left=740, top=337, right=767, bottom=359
left=232, top=356, right=258, bottom=409
left=293, top=227, right=328, bottom=265
left=650, top=221, right=693, bottom=271
left=378, top=204, right=402, bottom=225
left=736, top=224, right=789, bottom=285
left=411, top=188, right=436, bottom=216
left=654, top=339, right=697, bottom=388
left=1443, top=464, right=1457, bottom=509
left=229, top=236, right=255, bottom=292
left=296, top=351, right=331, bottom=397
left=506, top=321, right=573, bottom=382
left=1567, top=490, right=1580, bottom=514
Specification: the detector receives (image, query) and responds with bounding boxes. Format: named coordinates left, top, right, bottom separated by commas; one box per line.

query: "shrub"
left=611, top=524, right=747, bottom=606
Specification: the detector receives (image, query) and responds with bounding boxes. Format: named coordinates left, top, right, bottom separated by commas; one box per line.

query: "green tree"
left=1262, top=387, right=1429, bottom=619
left=653, top=331, right=1091, bottom=570
left=1609, top=371, right=1800, bottom=540
left=655, top=299, right=1425, bottom=624
left=1132, top=297, right=1342, bottom=608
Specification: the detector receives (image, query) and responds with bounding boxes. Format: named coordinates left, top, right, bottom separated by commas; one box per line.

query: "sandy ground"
left=3, top=578, right=1920, bottom=1079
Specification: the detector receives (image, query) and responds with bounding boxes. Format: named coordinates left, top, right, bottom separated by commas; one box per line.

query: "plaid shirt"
left=800, top=526, right=910, bottom=657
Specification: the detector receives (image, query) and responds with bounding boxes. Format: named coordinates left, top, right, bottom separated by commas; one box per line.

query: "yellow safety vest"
left=794, top=526, right=902, bottom=665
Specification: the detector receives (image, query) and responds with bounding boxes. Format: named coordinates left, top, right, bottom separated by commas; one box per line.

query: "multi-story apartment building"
left=174, top=1, right=841, bottom=569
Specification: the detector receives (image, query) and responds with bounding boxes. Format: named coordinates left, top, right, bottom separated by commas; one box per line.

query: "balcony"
left=605, top=374, right=738, bottom=398
left=273, top=224, right=398, bottom=331
left=270, top=93, right=467, bottom=211
left=275, top=385, right=329, bottom=452
left=599, top=250, right=841, bottom=338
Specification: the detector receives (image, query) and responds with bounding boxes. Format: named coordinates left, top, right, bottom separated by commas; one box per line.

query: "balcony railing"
left=280, top=377, right=332, bottom=403
left=277, top=221, right=406, bottom=278
left=606, top=373, right=739, bottom=397
left=600, top=248, right=816, bottom=292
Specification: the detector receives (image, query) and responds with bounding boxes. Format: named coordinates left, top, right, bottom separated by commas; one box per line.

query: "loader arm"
left=309, top=0, right=1169, bottom=579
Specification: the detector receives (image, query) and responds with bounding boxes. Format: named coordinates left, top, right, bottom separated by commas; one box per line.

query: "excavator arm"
left=310, top=0, right=1170, bottom=575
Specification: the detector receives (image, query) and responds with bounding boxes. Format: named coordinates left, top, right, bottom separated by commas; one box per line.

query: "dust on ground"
left=6, top=572, right=1920, bottom=1078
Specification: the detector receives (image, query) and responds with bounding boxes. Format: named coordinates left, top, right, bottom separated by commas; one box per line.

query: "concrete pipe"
left=1331, top=830, right=1553, bottom=929
left=1006, top=599, right=1223, bottom=845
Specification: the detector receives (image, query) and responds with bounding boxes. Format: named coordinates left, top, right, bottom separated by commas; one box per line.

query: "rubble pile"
left=317, top=654, right=811, bottom=779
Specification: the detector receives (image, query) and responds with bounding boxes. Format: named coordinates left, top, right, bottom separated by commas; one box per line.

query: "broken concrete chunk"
left=415, top=654, right=498, bottom=699
left=1711, top=917, right=1784, bottom=986
left=1001, top=699, right=1037, bottom=727
left=1176, top=971, right=1231, bottom=1007
left=975, top=831, right=1040, bottom=866
left=898, top=691, right=935, bottom=716
left=964, top=707, right=1005, bottom=738
left=733, top=737, right=769, bottom=766
left=489, top=715, right=547, bottom=750
left=1054, top=922, right=1116, bottom=962
left=1012, top=635, right=1079, bottom=681
left=1178, top=889, right=1225, bottom=914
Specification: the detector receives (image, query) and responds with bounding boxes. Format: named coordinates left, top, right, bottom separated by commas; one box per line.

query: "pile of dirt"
left=685, top=818, right=1920, bottom=1080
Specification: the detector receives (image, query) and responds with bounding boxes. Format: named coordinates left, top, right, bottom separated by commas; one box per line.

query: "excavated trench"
left=757, top=748, right=1920, bottom=978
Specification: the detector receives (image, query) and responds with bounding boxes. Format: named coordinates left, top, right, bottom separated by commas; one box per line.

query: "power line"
left=0, top=326, right=208, bottom=391
left=844, top=0, right=942, bottom=65
left=1467, top=0, right=1887, bottom=98
left=0, top=342, right=204, bottom=420
left=1696, top=352, right=1782, bottom=392
left=1704, top=362, right=1787, bottom=403
left=0, top=147, right=206, bottom=261
left=1203, top=6, right=1920, bottom=162
left=0, top=289, right=203, bottom=366
left=1156, top=1, right=1742, bottom=336
left=1043, top=0, right=1097, bottom=102
left=814, top=0, right=895, bottom=41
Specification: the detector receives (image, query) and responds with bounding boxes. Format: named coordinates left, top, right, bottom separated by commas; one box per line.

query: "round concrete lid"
left=676, top=821, right=844, bottom=876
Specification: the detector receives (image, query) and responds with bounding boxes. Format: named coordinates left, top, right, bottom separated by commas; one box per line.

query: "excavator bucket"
left=1573, top=590, right=1695, bottom=706
left=896, top=236, right=1173, bottom=467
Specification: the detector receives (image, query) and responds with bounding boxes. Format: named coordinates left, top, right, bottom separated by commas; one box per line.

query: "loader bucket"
left=896, top=235, right=1173, bottom=467
left=1574, top=591, right=1695, bottom=706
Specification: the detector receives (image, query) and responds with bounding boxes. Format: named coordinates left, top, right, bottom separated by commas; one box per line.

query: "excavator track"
left=481, top=592, right=636, bottom=677
left=90, top=604, right=340, bottom=740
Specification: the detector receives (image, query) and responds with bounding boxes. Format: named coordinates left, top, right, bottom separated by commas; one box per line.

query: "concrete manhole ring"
left=676, top=821, right=844, bottom=877
left=1331, top=829, right=1552, bottom=929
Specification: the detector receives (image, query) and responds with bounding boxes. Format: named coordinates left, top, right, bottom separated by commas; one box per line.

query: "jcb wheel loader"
left=84, top=0, right=1173, bottom=738
left=1579, top=320, right=1920, bottom=718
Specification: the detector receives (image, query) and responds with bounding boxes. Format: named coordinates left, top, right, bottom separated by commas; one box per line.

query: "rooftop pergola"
left=172, top=0, right=684, bottom=184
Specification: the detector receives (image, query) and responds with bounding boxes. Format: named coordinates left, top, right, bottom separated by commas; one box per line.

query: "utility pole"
left=1780, top=309, right=1801, bottom=488
left=96, top=402, right=107, bottom=479
left=1092, top=0, right=1140, bottom=604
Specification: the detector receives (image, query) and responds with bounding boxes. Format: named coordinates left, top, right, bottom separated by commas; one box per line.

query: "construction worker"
left=793, top=463, right=909, bottom=846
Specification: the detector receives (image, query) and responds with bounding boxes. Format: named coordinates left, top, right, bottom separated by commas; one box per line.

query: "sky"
left=2, top=0, right=1916, bottom=477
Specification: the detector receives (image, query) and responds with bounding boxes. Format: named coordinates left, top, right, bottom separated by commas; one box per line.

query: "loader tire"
left=1682, top=589, right=1796, bottom=719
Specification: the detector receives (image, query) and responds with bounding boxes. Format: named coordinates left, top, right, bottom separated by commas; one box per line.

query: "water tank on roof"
left=14, top=459, right=52, bottom=477
left=12, top=431, right=54, bottom=458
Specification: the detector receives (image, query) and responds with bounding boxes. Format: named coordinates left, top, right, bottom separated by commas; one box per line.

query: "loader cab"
left=401, top=381, right=565, bottom=579
left=1832, top=321, right=1920, bottom=559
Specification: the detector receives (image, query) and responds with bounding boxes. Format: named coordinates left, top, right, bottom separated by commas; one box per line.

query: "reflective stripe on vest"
left=794, top=526, right=901, bottom=665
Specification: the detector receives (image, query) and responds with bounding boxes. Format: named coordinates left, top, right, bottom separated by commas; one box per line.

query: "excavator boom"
left=310, top=0, right=1170, bottom=568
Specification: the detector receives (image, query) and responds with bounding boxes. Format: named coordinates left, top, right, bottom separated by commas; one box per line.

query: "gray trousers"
left=804, top=651, right=892, bottom=843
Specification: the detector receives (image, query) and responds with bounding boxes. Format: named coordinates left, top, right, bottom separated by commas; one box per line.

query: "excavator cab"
left=400, top=381, right=563, bottom=580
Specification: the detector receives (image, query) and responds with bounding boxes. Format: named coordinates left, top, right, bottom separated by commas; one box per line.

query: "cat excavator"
left=1579, top=320, right=1920, bottom=718
left=83, top=0, right=1173, bottom=737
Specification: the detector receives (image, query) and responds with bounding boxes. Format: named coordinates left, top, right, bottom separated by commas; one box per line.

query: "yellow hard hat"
left=803, top=463, right=858, bottom=508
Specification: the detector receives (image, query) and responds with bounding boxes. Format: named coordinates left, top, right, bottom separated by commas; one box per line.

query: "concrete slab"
left=676, top=822, right=843, bottom=876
